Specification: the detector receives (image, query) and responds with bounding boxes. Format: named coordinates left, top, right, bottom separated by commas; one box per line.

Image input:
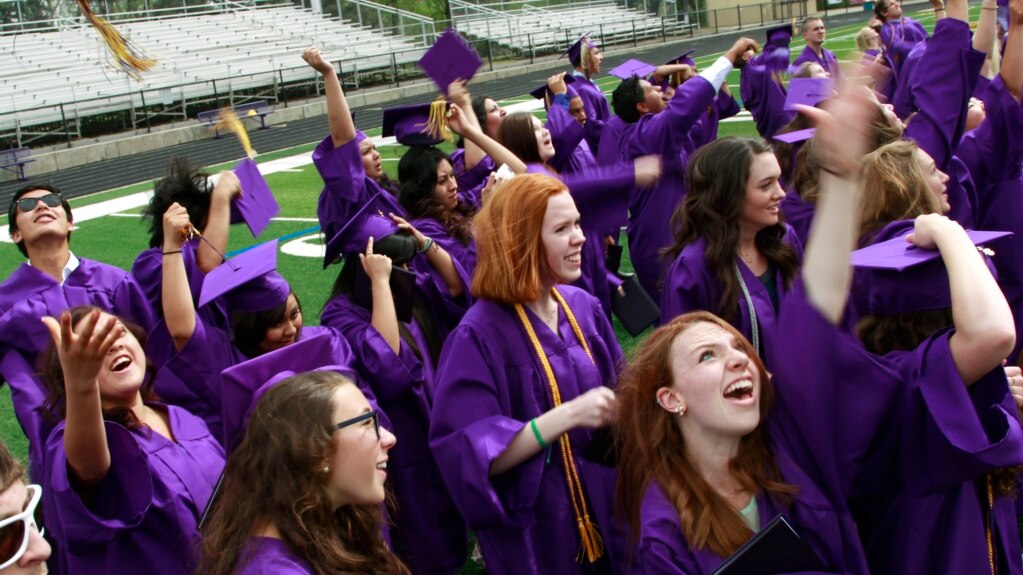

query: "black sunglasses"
left=16, top=193, right=61, bottom=213
left=333, top=410, right=380, bottom=439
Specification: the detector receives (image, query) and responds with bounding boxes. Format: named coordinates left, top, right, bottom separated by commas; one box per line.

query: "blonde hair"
left=858, top=140, right=942, bottom=241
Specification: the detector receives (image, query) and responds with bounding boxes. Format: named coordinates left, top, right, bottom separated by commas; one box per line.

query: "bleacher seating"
left=0, top=4, right=426, bottom=133
left=451, top=0, right=679, bottom=54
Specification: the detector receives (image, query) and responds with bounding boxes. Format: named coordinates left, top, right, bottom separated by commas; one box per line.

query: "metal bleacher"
left=450, top=0, right=682, bottom=54
left=0, top=3, right=427, bottom=137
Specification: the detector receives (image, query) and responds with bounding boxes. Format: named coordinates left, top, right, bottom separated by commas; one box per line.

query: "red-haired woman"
left=429, top=174, right=624, bottom=575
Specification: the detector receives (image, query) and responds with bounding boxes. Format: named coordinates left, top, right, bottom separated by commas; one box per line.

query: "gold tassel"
left=576, top=513, right=605, bottom=563
left=214, top=107, right=256, bottom=158
left=76, top=0, right=156, bottom=81
left=423, top=96, right=453, bottom=142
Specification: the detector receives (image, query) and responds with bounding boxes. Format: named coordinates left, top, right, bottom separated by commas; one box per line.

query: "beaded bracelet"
left=530, top=418, right=548, bottom=449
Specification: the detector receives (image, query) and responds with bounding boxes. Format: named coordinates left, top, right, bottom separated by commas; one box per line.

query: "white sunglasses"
left=0, top=484, right=44, bottom=569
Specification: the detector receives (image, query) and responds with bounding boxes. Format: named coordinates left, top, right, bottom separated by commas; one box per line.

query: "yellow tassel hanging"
left=76, top=0, right=156, bottom=81
left=576, top=513, right=606, bottom=563
left=215, top=107, right=256, bottom=159
left=423, top=96, right=453, bottom=142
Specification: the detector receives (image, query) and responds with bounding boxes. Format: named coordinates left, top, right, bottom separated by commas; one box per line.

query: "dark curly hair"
left=143, top=157, right=213, bottom=249
left=397, top=146, right=475, bottom=245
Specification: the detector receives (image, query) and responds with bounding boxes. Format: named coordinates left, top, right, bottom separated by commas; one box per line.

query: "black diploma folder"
left=710, top=514, right=828, bottom=575
left=605, top=244, right=659, bottom=336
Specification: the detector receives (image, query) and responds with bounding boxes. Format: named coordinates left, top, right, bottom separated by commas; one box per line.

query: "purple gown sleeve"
left=959, top=75, right=1023, bottom=190
left=635, top=482, right=699, bottom=575
left=546, top=99, right=587, bottom=174
left=767, top=280, right=906, bottom=502
left=427, top=323, right=537, bottom=529
left=740, top=61, right=795, bottom=139
left=659, top=242, right=717, bottom=326
left=46, top=422, right=154, bottom=544
left=451, top=147, right=496, bottom=193
left=892, top=41, right=926, bottom=119
left=320, top=297, right=427, bottom=402
left=904, top=18, right=986, bottom=169
left=0, top=349, right=50, bottom=481
left=888, top=332, right=1023, bottom=494
left=631, top=77, right=718, bottom=159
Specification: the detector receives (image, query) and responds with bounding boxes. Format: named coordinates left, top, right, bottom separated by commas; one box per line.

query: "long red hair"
left=615, top=311, right=796, bottom=557
left=471, top=173, right=568, bottom=304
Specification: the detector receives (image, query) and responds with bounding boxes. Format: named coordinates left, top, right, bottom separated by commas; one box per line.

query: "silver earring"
left=676, top=406, right=687, bottom=416
left=323, top=466, right=330, bottom=474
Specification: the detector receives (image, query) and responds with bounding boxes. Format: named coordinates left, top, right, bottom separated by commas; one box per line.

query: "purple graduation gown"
left=130, top=238, right=231, bottom=342
left=687, top=89, right=741, bottom=153
left=572, top=73, right=610, bottom=153
left=313, top=131, right=403, bottom=244
left=0, top=258, right=155, bottom=480
left=902, top=18, right=986, bottom=229
left=659, top=225, right=803, bottom=363
left=44, top=404, right=224, bottom=575
left=740, top=54, right=795, bottom=140
left=409, top=216, right=477, bottom=278
left=146, top=318, right=355, bottom=446
left=792, top=45, right=842, bottom=79
left=451, top=148, right=496, bottom=193
left=855, top=334, right=1023, bottom=574
left=429, top=286, right=625, bottom=575
left=780, top=187, right=816, bottom=247
left=615, top=76, right=719, bottom=301
left=320, top=274, right=467, bottom=575
left=958, top=76, right=1023, bottom=361
left=234, top=537, right=313, bottom=575
left=880, top=17, right=928, bottom=78
left=596, top=115, right=629, bottom=167
left=547, top=95, right=598, bottom=175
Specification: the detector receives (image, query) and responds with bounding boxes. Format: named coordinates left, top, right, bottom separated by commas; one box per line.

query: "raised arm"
left=1003, top=0, right=1023, bottom=100
left=161, top=202, right=197, bottom=351
left=796, top=91, right=874, bottom=324
left=973, top=0, right=998, bottom=65
left=361, top=236, right=401, bottom=356
left=447, top=104, right=527, bottom=174
left=302, top=46, right=356, bottom=148
left=196, top=171, right=240, bottom=273
left=391, top=214, right=464, bottom=298
left=41, top=310, right=121, bottom=485
left=448, top=80, right=488, bottom=172
left=907, top=215, right=1015, bottom=384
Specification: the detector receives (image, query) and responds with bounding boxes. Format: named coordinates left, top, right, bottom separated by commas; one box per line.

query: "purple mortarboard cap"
left=418, top=28, right=483, bottom=96
left=382, top=103, right=444, bottom=147
left=322, top=193, right=400, bottom=269
left=666, top=49, right=697, bottom=67
left=852, top=227, right=1011, bottom=314
left=528, top=74, right=576, bottom=101
left=773, top=127, right=816, bottom=143
left=607, top=59, right=657, bottom=81
left=229, top=158, right=280, bottom=238
left=219, top=332, right=357, bottom=451
left=784, top=77, right=835, bottom=111
left=765, top=23, right=794, bottom=47
left=198, top=240, right=290, bottom=313
left=562, top=34, right=593, bottom=67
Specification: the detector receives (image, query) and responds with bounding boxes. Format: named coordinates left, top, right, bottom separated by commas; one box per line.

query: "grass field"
left=0, top=2, right=954, bottom=502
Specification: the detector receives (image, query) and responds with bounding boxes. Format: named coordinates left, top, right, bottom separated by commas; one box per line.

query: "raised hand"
left=301, top=46, right=334, bottom=75
left=633, top=154, right=662, bottom=188
left=547, top=72, right=568, bottom=96
left=360, top=236, right=393, bottom=283
left=162, top=202, right=192, bottom=252
left=726, top=37, right=759, bottom=67
left=41, top=310, right=122, bottom=395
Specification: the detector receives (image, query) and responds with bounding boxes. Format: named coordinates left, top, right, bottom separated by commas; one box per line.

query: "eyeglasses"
left=0, top=484, right=44, bottom=569
left=15, top=193, right=61, bottom=213
left=333, top=410, right=380, bottom=440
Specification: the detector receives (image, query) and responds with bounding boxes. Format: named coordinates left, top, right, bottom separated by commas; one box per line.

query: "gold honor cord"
left=76, top=0, right=156, bottom=80
left=985, top=475, right=997, bottom=575
left=215, top=108, right=256, bottom=159
left=514, top=288, right=604, bottom=564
